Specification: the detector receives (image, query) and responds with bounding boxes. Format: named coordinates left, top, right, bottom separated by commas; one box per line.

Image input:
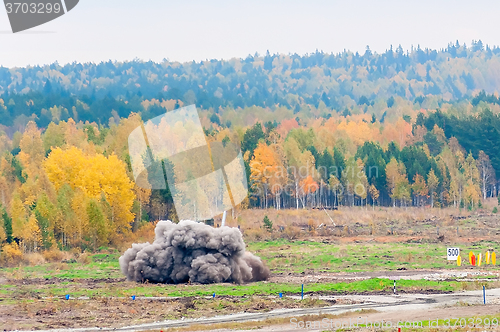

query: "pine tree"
left=34, top=210, right=52, bottom=249
left=1, top=205, right=12, bottom=243
left=263, top=215, right=273, bottom=232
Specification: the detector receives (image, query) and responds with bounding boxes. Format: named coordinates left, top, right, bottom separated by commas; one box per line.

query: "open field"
left=231, top=205, right=500, bottom=243
left=250, top=239, right=500, bottom=273
left=4, top=239, right=500, bottom=279
left=1, top=207, right=500, bottom=330
left=1, top=252, right=500, bottom=329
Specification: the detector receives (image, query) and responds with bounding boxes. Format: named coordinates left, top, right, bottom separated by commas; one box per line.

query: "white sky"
left=0, top=0, right=499, bottom=67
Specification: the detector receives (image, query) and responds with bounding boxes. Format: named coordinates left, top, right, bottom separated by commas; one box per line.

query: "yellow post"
left=457, top=255, right=461, bottom=267
left=492, top=252, right=496, bottom=266
left=486, top=251, right=491, bottom=265
left=469, top=251, right=474, bottom=265
left=478, top=253, right=482, bottom=267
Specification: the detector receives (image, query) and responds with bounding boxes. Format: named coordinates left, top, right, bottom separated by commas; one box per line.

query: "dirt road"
left=269, top=269, right=499, bottom=284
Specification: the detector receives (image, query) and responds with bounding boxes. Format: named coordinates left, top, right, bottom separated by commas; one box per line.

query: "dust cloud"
left=119, top=220, right=270, bottom=284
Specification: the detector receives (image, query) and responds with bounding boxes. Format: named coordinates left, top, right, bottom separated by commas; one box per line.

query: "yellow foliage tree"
left=44, top=147, right=136, bottom=242
left=412, top=174, right=428, bottom=206
left=0, top=242, right=23, bottom=266
left=386, top=157, right=409, bottom=206
left=69, top=188, right=88, bottom=248
left=250, top=142, right=278, bottom=208
left=368, top=184, right=379, bottom=208
left=18, top=121, right=44, bottom=179
left=10, top=194, right=26, bottom=240
left=23, top=214, right=41, bottom=253
left=427, top=169, right=440, bottom=208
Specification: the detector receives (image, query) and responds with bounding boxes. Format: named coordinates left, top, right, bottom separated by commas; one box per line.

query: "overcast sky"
left=1, top=0, right=499, bottom=68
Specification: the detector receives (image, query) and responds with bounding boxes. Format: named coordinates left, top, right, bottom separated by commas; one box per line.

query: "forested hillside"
left=1, top=42, right=500, bottom=256
left=1, top=40, right=500, bottom=129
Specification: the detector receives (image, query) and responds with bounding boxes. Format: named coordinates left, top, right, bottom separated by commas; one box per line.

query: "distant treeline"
left=243, top=109, right=498, bottom=210
left=0, top=109, right=498, bottom=255
left=1, top=40, right=500, bottom=128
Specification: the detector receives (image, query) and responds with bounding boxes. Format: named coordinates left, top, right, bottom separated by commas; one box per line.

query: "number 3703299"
left=5, top=2, right=62, bottom=14
left=444, top=317, right=498, bottom=328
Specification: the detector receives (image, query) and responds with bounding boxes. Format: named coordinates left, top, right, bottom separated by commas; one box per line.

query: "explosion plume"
left=119, top=220, right=270, bottom=284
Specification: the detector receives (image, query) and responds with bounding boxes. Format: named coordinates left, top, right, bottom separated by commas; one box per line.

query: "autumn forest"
left=1, top=41, right=500, bottom=256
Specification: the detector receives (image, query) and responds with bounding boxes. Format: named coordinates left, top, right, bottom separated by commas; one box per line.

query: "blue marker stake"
left=213, top=293, right=216, bottom=298
left=132, top=295, right=136, bottom=300
left=65, top=294, right=70, bottom=300
left=483, top=286, right=486, bottom=304
left=301, top=284, right=304, bottom=300
left=279, top=293, right=282, bottom=298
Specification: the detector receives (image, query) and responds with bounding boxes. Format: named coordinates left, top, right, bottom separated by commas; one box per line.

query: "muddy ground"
left=216, top=305, right=500, bottom=332
left=1, top=269, right=499, bottom=331
left=0, top=292, right=344, bottom=330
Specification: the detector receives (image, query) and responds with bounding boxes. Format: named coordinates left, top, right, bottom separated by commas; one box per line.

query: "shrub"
left=244, top=228, right=265, bottom=241
left=42, top=248, right=72, bottom=262
left=132, top=221, right=156, bottom=243
left=24, top=253, right=46, bottom=265
left=77, top=252, right=91, bottom=264
left=70, top=247, right=82, bottom=256
left=493, top=207, right=498, bottom=214
left=283, top=225, right=301, bottom=240
left=307, top=219, right=318, bottom=233
left=0, top=243, right=23, bottom=266
left=263, top=215, right=273, bottom=232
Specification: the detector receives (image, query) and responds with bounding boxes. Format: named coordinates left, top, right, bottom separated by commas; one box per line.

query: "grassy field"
left=1, top=227, right=500, bottom=330
left=0, top=277, right=477, bottom=302
left=249, top=239, right=500, bottom=273
left=1, top=240, right=499, bottom=303
left=2, top=240, right=499, bottom=281
left=2, top=252, right=123, bottom=279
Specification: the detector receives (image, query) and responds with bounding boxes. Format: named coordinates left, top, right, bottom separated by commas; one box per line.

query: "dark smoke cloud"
left=119, top=220, right=270, bottom=284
